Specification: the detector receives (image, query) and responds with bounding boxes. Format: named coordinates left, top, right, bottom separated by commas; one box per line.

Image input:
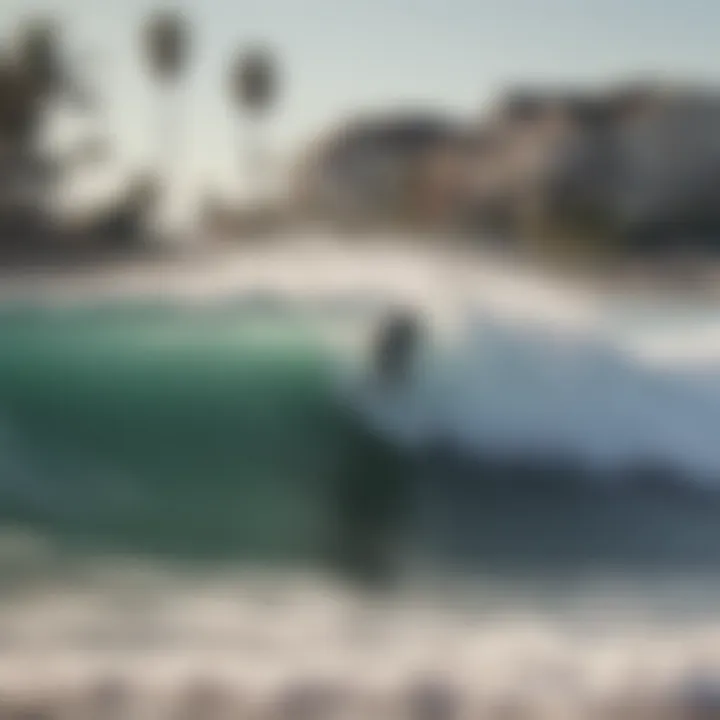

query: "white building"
left=469, top=83, right=720, bottom=246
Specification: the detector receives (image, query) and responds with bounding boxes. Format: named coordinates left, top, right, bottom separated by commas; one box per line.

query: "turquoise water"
left=0, top=304, right=348, bottom=563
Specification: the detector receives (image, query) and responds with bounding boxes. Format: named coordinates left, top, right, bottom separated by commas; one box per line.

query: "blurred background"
left=1, top=0, right=720, bottom=717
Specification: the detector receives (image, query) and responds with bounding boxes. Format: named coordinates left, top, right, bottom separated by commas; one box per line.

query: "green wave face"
left=0, top=302, right=364, bottom=564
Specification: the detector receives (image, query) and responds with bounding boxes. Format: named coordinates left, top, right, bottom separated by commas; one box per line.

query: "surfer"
left=324, top=307, right=423, bottom=588
left=372, top=307, right=423, bottom=387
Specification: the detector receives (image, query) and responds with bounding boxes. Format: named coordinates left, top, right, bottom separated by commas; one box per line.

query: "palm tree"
left=229, top=44, right=278, bottom=208
left=15, top=17, right=63, bottom=98
left=0, top=18, right=84, bottom=236
left=142, top=10, right=190, bottom=202
left=10, top=18, right=62, bottom=210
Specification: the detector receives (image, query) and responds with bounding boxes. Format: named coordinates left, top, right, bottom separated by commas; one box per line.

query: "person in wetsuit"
left=372, top=308, right=422, bottom=387
left=326, top=308, right=424, bottom=588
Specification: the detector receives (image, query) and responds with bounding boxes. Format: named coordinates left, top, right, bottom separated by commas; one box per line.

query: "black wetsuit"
left=323, top=310, right=424, bottom=588
left=373, top=310, right=421, bottom=386
left=329, top=411, right=413, bottom=588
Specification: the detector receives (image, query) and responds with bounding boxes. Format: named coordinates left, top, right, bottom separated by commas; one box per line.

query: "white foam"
left=0, top=570, right=716, bottom=716
left=325, top=243, right=720, bottom=483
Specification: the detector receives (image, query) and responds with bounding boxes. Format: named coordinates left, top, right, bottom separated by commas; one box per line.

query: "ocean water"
left=2, top=239, right=720, bottom=702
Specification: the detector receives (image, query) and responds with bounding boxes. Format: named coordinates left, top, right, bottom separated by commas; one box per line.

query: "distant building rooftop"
left=319, top=110, right=460, bottom=157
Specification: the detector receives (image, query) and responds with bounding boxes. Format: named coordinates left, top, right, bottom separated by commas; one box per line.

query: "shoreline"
left=0, top=235, right=720, bottom=306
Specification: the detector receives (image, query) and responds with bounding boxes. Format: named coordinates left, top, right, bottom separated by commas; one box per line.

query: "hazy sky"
left=1, top=0, right=719, bottom=216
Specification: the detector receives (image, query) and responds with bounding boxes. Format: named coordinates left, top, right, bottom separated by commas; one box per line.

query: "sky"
left=1, top=0, right=720, bottom=220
